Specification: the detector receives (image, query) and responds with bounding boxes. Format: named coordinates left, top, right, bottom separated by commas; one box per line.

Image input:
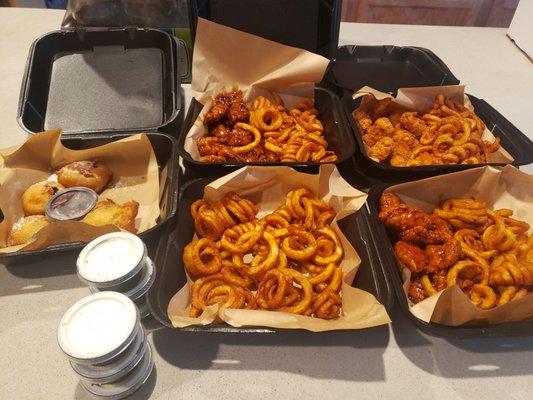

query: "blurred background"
left=341, top=0, right=519, bottom=27
left=0, top=0, right=521, bottom=28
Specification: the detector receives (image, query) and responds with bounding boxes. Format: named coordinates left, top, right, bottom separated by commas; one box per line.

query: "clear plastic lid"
left=77, top=232, right=146, bottom=286
left=45, top=187, right=98, bottom=221
left=58, top=292, right=139, bottom=362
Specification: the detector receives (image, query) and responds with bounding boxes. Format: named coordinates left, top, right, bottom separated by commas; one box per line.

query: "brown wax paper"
left=167, top=165, right=391, bottom=331
left=184, top=18, right=330, bottom=160
left=352, top=85, right=514, bottom=164
left=384, top=165, right=533, bottom=326
left=0, top=129, right=160, bottom=253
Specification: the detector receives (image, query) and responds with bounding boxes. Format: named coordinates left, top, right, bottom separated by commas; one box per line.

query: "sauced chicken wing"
left=228, top=101, right=250, bottom=125
left=204, top=90, right=247, bottom=127
left=197, top=137, right=236, bottom=160
left=380, top=191, right=458, bottom=304
left=408, top=278, right=428, bottom=303
left=211, top=124, right=231, bottom=143
left=379, top=192, right=453, bottom=245
left=426, top=239, right=463, bottom=272
left=432, top=270, right=448, bottom=291
left=399, top=222, right=453, bottom=246
left=227, top=126, right=253, bottom=147
left=204, top=101, right=228, bottom=127
left=380, top=192, right=402, bottom=212
left=200, top=89, right=256, bottom=162
left=395, top=241, right=427, bottom=274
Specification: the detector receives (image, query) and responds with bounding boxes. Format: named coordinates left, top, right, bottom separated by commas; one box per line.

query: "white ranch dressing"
left=58, top=292, right=138, bottom=361
left=77, top=232, right=145, bottom=284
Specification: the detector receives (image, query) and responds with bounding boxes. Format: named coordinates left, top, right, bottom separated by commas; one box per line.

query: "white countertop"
left=0, top=8, right=532, bottom=400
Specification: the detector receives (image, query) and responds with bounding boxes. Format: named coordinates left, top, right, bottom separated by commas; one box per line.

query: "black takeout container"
left=178, top=87, right=356, bottom=177
left=192, top=0, right=341, bottom=60
left=343, top=92, right=533, bottom=184
left=146, top=177, right=393, bottom=332
left=364, top=183, right=533, bottom=338
left=323, top=45, right=460, bottom=97
left=0, top=132, right=179, bottom=266
left=18, top=28, right=181, bottom=137
left=323, top=45, right=533, bottom=183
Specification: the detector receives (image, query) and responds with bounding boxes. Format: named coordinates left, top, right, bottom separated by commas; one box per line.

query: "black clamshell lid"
left=146, top=177, right=393, bottom=332
left=192, top=0, right=341, bottom=59
left=18, top=28, right=181, bottom=136
left=324, top=45, right=460, bottom=96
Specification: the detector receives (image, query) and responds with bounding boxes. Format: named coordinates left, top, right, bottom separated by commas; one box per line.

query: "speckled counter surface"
left=0, top=8, right=532, bottom=400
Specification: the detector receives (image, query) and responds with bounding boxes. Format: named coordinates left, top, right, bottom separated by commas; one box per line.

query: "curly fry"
left=469, top=284, right=497, bottom=309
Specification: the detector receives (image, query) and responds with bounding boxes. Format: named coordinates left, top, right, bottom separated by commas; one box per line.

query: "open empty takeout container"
left=18, top=28, right=181, bottom=136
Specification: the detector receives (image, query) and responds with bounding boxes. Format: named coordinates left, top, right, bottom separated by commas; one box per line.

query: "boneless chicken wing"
left=379, top=192, right=453, bottom=245
left=204, top=101, right=228, bottom=127
left=394, top=241, right=427, bottom=274
left=408, top=278, right=428, bottom=303
left=399, top=221, right=453, bottom=246
left=426, top=239, right=463, bottom=272
left=228, top=101, right=250, bottom=125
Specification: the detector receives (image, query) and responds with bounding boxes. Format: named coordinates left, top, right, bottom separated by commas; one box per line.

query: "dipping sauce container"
left=77, top=232, right=147, bottom=290
left=77, top=232, right=155, bottom=318
left=71, top=326, right=148, bottom=384
left=58, top=292, right=153, bottom=399
left=58, top=292, right=140, bottom=365
left=45, top=187, right=98, bottom=221
left=81, top=343, right=154, bottom=399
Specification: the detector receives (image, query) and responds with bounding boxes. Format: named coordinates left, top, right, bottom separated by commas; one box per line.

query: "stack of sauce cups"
left=58, top=292, right=153, bottom=399
left=76, top=232, right=155, bottom=318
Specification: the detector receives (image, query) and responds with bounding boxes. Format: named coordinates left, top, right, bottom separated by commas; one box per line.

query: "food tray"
left=177, top=87, right=356, bottom=176
left=0, top=132, right=179, bottom=266
left=343, top=92, right=533, bottom=183
left=364, top=183, right=533, bottom=338
left=18, top=28, right=181, bottom=136
left=146, top=177, right=393, bottom=332
left=323, top=45, right=460, bottom=97
left=322, top=45, right=533, bottom=182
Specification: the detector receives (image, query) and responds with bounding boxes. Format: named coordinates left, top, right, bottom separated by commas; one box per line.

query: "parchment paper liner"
left=384, top=165, right=533, bottom=326
left=0, top=129, right=160, bottom=254
left=352, top=85, right=514, bottom=165
left=167, top=165, right=391, bottom=331
left=184, top=18, right=330, bottom=161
